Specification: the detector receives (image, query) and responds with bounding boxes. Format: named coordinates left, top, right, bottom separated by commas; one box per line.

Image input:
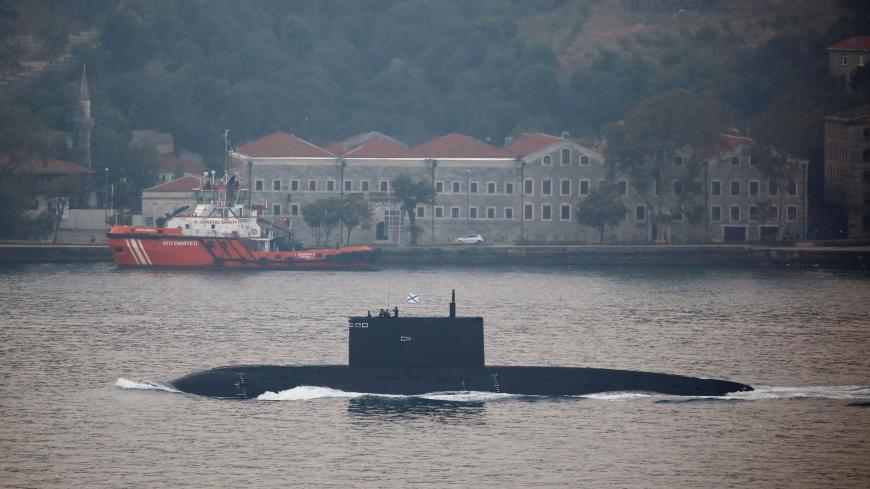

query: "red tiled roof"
left=414, top=133, right=510, bottom=158
left=502, top=132, right=562, bottom=157
left=343, top=138, right=421, bottom=158
left=828, top=36, right=870, bottom=51
left=160, top=154, right=207, bottom=174
left=144, top=175, right=201, bottom=192
left=0, top=156, right=93, bottom=174
left=235, top=132, right=335, bottom=158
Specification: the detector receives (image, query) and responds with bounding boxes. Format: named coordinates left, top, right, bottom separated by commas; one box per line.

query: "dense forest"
left=2, top=0, right=870, bottom=191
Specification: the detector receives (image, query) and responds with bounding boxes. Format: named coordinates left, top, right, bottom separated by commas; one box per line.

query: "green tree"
left=338, top=194, right=372, bottom=244
left=301, top=197, right=342, bottom=246
left=576, top=187, right=627, bottom=244
left=604, top=89, right=733, bottom=242
left=391, top=173, right=435, bottom=246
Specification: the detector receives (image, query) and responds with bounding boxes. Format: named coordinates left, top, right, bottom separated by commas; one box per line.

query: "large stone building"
left=226, top=130, right=807, bottom=245
left=824, top=105, right=870, bottom=239
left=828, top=36, right=870, bottom=89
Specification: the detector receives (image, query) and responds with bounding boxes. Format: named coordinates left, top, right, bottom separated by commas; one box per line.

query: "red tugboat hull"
left=107, top=226, right=378, bottom=270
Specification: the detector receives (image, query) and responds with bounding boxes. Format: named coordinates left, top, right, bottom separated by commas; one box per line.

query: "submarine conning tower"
left=348, top=289, right=484, bottom=368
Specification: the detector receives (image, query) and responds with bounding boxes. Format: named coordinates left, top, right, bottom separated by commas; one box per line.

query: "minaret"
left=75, top=65, right=93, bottom=169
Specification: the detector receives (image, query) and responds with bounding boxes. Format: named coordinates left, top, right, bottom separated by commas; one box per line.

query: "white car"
left=452, top=234, right=484, bottom=245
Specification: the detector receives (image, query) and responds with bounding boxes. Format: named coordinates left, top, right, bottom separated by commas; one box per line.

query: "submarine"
left=171, top=291, right=753, bottom=399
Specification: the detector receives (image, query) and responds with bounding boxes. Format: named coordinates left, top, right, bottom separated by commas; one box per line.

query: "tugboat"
left=171, top=291, right=752, bottom=398
left=107, top=134, right=377, bottom=270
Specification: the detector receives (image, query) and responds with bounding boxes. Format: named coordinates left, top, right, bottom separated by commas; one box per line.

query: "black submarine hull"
left=171, top=365, right=753, bottom=399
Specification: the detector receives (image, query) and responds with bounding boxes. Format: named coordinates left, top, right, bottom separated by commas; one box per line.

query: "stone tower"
left=75, top=65, right=93, bottom=169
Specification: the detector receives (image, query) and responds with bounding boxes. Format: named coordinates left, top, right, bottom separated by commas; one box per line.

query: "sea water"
left=1, top=263, right=869, bottom=488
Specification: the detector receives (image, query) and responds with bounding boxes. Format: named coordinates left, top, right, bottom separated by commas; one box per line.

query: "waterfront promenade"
left=2, top=242, right=868, bottom=269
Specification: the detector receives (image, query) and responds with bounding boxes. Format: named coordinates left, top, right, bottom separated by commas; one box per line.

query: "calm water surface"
left=1, top=263, right=869, bottom=488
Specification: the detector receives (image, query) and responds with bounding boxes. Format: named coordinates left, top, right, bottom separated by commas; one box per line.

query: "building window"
left=272, top=203, right=281, bottom=215
left=255, top=180, right=263, bottom=191
left=580, top=155, right=590, bottom=165
left=470, top=181, right=479, bottom=193
left=543, top=155, right=552, bottom=166
left=343, top=180, right=352, bottom=192
left=272, top=179, right=281, bottom=191
left=487, top=182, right=496, bottom=194
left=731, top=156, right=740, bottom=166
left=769, top=181, right=778, bottom=196
left=290, top=179, right=299, bottom=192
left=863, top=128, right=870, bottom=140
left=379, top=180, right=388, bottom=192
left=842, top=55, right=848, bottom=65
left=770, top=206, right=779, bottom=222
left=452, top=181, right=460, bottom=193
left=636, top=205, right=646, bottom=222
left=308, top=180, right=316, bottom=192
left=561, top=148, right=570, bottom=166
left=787, top=206, right=797, bottom=222
left=435, top=181, right=444, bottom=193
left=542, top=179, right=552, bottom=195
left=542, top=204, right=552, bottom=220
left=712, top=181, right=721, bottom=196
left=290, top=204, right=299, bottom=216
left=326, top=180, right=335, bottom=192
left=730, top=205, right=740, bottom=223
left=450, top=207, right=460, bottom=219
left=469, top=207, right=478, bottom=219
left=361, top=180, right=370, bottom=192
left=617, top=180, right=627, bottom=195
left=524, top=178, right=534, bottom=195
left=730, top=180, right=740, bottom=196
left=561, top=179, right=571, bottom=196
left=788, top=180, right=797, bottom=196
left=560, top=204, right=571, bottom=221
left=711, top=206, right=721, bottom=222
left=749, top=181, right=759, bottom=197
left=486, top=207, right=496, bottom=219
left=416, top=206, right=425, bottom=218
left=579, top=179, right=590, bottom=195
left=653, top=179, right=660, bottom=196
left=749, top=205, right=758, bottom=221
left=865, top=171, right=870, bottom=183
left=505, top=182, right=514, bottom=194
left=524, top=204, right=533, bottom=220
left=505, top=207, right=514, bottom=219
left=674, top=156, right=683, bottom=166
left=435, top=206, right=444, bottom=218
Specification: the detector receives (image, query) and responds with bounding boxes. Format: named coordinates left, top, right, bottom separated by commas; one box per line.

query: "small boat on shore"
left=107, top=173, right=377, bottom=270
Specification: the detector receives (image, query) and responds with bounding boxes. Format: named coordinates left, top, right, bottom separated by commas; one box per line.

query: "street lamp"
left=465, top=168, right=470, bottom=230
left=104, top=167, right=109, bottom=226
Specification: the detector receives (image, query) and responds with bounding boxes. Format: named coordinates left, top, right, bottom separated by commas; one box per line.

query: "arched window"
left=731, top=157, right=740, bottom=166
left=674, top=156, right=683, bottom=166
left=580, top=155, right=590, bottom=165
left=561, top=148, right=571, bottom=166
left=542, top=155, right=552, bottom=166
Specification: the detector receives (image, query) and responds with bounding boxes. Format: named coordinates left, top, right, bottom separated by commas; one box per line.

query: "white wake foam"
left=257, top=386, right=379, bottom=401
left=418, top=391, right=518, bottom=402
left=581, top=391, right=655, bottom=401
left=726, top=385, right=870, bottom=401
left=256, top=386, right=515, bottom=402
left=115, top=378, right=180, bottom=393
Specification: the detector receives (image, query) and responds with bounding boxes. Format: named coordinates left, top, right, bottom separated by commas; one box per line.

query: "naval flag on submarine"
left=406, top=293, right=419, bottom=304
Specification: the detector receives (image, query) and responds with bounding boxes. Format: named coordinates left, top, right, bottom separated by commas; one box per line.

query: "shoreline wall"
left=1, top=244, right=868, bottom=269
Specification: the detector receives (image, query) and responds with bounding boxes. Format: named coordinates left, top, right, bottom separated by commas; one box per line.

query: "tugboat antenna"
left=450, top=289, right=456, bottom=318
